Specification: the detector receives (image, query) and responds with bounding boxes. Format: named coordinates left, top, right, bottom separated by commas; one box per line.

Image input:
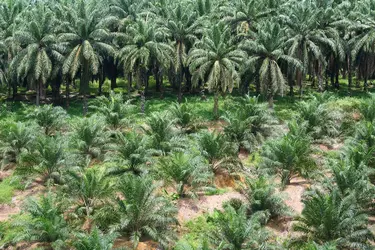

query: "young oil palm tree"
left=73, top=227, right=118, bottom=250
left=105, top=132, right=151, bottom=175
left=175, top=239, right=211, bottom=250
left=156, top=151, right=213, bottom=197
left=71, top=115, right=109, bottom=159
left=60, top=0, right=115, bottom=115
left=197, top=130, right=241, bottom=173
left=0, top=121, right=37, bottom=168
left=65, top=168, right=113, bottom=218
left=243, top=176, right=290, bottom=220
left=188, top=23, right=246, bottom=119
left=240, top=21, right=302, bottom=107
left=111, top=174, right=178, bottom=249
left=292, top=189, right=374, bottom=249
left=222, top=95, right=277, bottom=152
left=296, top=96, right=342, bottom=140
left=25, top=104, right=68, bottom=135
left=209, top=204, right=272, bottom=250
left=89, top=91, right=136, bottom=129
left=19, top=135, right=67, bottom=184
left=15, top=193, right=69, bottom=247
left=142, top=112, right=184, bottom=153
left=11, top=4, right=64, bottom=106
left=261, top=121, right=316, bottom=187
left=169, top=102, right=200, bottom=133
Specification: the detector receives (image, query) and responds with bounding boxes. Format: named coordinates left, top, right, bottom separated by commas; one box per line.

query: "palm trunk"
left=213, top=92, right=219, bottom=120
left=178, top=67, right=183, bottom=103
left=81, top=59, right=90, bottom=116
left=66, top=78, right=70, bottom=109
left=348, top=55, right=352, bottom=94
left=127, top=73, right=132, bottom=96
left=36, top=79, right=41, bottom=106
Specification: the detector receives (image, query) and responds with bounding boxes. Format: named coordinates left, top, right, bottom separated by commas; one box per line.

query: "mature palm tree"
left=60, top=0, right=115, bottom=115
left=281, top=0, right=335, bottom=94
left=11, top=4, right=64, bottom=106
left=117, top=19, right=173, bottom=110
left=188, top=23, right=246, bottom=118
left=0, top=0, right=25, bottom=98
left=111, top=174, right=178, bottom=248
left=240, top=21, right=302, bottom=107
left=164, top=3, right=201, bottom=101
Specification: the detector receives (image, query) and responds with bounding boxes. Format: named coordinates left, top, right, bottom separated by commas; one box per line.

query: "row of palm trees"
left=1, top=0, right=375, bottom=114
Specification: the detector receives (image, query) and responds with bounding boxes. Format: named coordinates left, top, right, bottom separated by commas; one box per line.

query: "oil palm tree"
left=209, top=205, right=272, bottom=250
left=66, top=168, right=113, bottom=218
left=0, top=121, right=36, bottom=168
left=188, top=23, right=246, bottom=119
left=16, top=193, right=69, bottom=247
left=156, top=151, right=213, bottom=197
left=26, top=104, right=68, bottom=135
left=111, top=174, right=178, bottom=248
left=19, top=135, right=67, bottom=184
left=292, top=189, right=374, bottom=249
left=11, top=4, right=64, bottom=106
left=164, top=3, right=201, bottom=101
left=60, top=0, right=115, bottom=115
left=105, top=132, right=151, bottom=175
left=281, top=0, right=335, bottom=95
left=261, top=121, right=316, bottom=187
left=117, top=19, right=173, bottom=110
left=240, top=21, right=302, bottom=107
left=73, top=227, right=118, bottom=250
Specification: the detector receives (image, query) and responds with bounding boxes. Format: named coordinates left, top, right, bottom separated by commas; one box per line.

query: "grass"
left=0, top=177, right=23, bottom=204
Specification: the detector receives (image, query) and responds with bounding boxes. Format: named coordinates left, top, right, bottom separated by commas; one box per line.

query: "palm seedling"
left=197, top=130, right=241, bottom=173
left=209, top=204, right=272, bottom=250
left=72, top=227, right=118, bottom=250
left=292, top=189, right=374, bottom=249
left=105, top=132, right=151, bottom=175
left=111, top=174, right=178, bottom=248
left=156, top=151, right=213, bottom=197
left=25, top=104, right=68, bottom=135
left=89, top=91, right=137, bottom=129
left=19, top=135, right=67, bottom=184
left=261, top=121, right=316, bottom=187
left=354, top=120, right=375, bottom=149
left=0, top=121, right=36, bottom=168
left=243, top=176, right=291, bottom=220
left=15, top=193, right=69, bottom=247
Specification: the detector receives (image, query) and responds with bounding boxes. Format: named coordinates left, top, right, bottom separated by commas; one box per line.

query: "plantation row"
left=2, top=0, right=375, bottom=117
left=0, top=92, right=375, bottom=249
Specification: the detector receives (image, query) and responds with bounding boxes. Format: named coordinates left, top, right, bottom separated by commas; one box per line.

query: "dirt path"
left=177, top=191, right=245, bottom=223
left=0, top=182, right=44, bottom=222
